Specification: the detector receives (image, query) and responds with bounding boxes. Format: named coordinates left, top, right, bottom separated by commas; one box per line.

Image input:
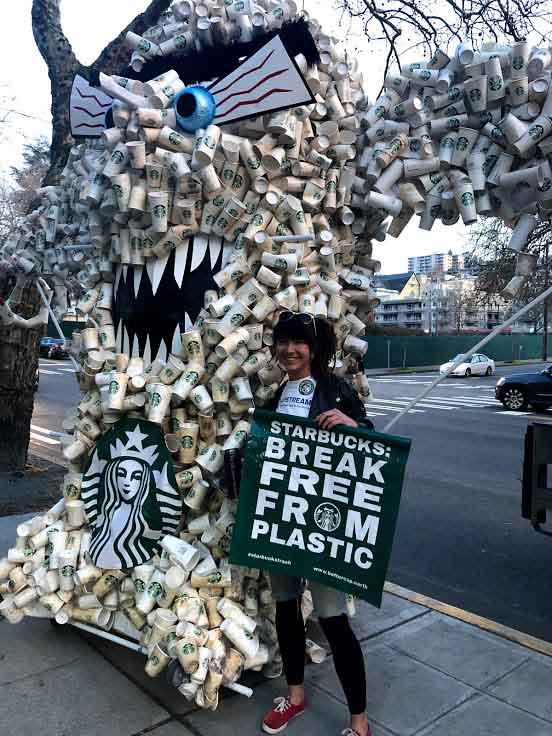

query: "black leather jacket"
left=267, top=373, right=374, bottom=430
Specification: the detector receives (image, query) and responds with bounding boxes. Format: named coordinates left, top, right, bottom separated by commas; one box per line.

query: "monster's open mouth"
left=113, top=235, right=223, bottom=363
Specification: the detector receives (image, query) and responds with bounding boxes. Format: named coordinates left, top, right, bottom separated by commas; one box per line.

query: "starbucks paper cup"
left=196, top=444, right=224, bottom=476
left=173, top=364, right=205, bottom=401
left=148, top=191, right=169, bottom=233
left=454, top=179, right=477, bottom=224
left=177, top=422, right=199, bottom=464
left=175, top=465, right=203, bottom=492
left=159, top=354, right=186, bottom=385
left=106, top=372, right=128, bottom=410
left=215, top=328, right=249, bottom=358
left=189, top=385, right=214, bottom=413
left=216, top=301, right=252, bottom=337
left=465, top=75, right=487, bottom=112
left=142, top=641, right=170, bottom=676
left=146, top=382, right=172, bottom=423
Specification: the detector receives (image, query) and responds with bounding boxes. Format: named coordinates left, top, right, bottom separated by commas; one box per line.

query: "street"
left=31, top=359, right=552, bottom=642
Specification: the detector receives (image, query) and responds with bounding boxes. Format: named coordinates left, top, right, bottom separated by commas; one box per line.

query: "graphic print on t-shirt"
left=277, top=377, right=317, bottom=417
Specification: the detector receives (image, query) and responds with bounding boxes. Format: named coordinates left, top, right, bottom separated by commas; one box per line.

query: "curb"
left=385, top=581, right=552, bottom=658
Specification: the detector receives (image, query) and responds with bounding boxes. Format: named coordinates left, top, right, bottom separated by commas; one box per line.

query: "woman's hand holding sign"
left=316, top=409, right=358, bottom=430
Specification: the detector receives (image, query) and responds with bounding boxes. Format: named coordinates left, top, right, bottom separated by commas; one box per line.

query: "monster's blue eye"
left=173, top=85, right=216, bottom=133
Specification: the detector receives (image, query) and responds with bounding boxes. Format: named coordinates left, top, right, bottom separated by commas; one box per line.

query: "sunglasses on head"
left=278, top=310, right=317, bottom=336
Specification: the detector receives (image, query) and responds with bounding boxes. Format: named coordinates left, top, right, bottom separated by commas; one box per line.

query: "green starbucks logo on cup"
left=61, top=565, right=74, bottom=577
left=447, top=117, right=460, bottom=130
left=147, top=581, right=164, bottom=598
left=512, top=55, right=524, bottom=70
left=419, top=70, right=431, bottom=81
left=489, top=76, right=503, bottom=92
left=187, top=487, right=196, bottom=498
left=66, top=484, right=79, bottom=498
left=246, top=157, right=261, bottom=170
left=299, top=379, right=314, bottom=396
left=461, top=192, right=474, bottom=206
left=153, top=204, right=167, bottom=219
left=235, top=430, right=247, bottom=443
left=134, top=578, right=146, bottom=593
left=109, top=380, right=119, bottom=395
left=230, top=313, right=245, bottom=326
left=410, top=139, right=421, bottom=152
left=374, top=105, right=385, bottom=118
left=276, top=224, right=289, bottom=236
left=539, top=177, right=552, bottom=192
left=515, top=85, right=525, bottom=96
left=457, top=136, right=468, bottom=151
left=163, top=85, right=175, bottom=98
left=233, top=173, right=244, bottom=189
left=181, top=642, right=196, bottom=655
left=326, top=180, right=337, bottom=193
left=186, top=371, right=199, bottom=385
left=138, top=39, right=152, bottom=53
left=442, top=136, right=455, bottom=149
left=168, top=131, right=182, bottom=146
left=529, top=124, right=544, bottom=141
left=111, top=150, right=124, bottom=164
left=274, top=258, right=287, bottom=270
left=180, top=470, right=193, bottom=485
left=296, top=210, right=305, bottom=223
left=181, top=436, right=194, bottom=449
left=448, top=87, right=462, bottom=101
left=112, top=185, right=124, bottom=201
left=105, top=574, right=117, bottom=586
left=208, top=571, right=222, bottom=584
left=430, top=204, right=441, bottom=218
left=149, top=168, right=160, bottom=180
left=394, top=104, right=405, bottom=118
left=214, top=194, right=225, bottom=207
left=150, top=655, right=160, bottom=666
left=223, top=168, right=234, bottom=181
left=469, top=89, right=482, bottom=102
left=150, top=392, right=162, bottom=407
left=203, top=135, right=216, bottom=149
left=174, top=34, right=188, bottom=49
left=408, top=62, right=421, bottom=72
left=188, top=340, right=200, bottom=355
left=252, top=213, right=264, bottom=226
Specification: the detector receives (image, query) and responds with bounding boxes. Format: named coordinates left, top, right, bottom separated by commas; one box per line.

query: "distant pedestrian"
left=261, top=311, right=373, bottom=736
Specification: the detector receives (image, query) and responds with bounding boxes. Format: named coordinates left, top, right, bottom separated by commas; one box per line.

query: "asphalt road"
left=30, top=358, right=552, bottom=641
left=366, top=361, right=552, bottom=643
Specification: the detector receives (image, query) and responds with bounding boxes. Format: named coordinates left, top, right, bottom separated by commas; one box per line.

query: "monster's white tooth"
left=114, top=264, right=123, bottom=295
left=171, top=323, right=182, bottom=355
left=145, top=259, right=155, bottom=287
left=190, top=234, right=209, bottom=272
left=123, top=325, right=130, bottom=355
left=209, top=236, right=223, bottom=269
left=132, top=333, right=139, bottom=359
left=184, top=312, right=194, bottom=331
left=122, top=265, right=128, bottom=283
left=133, top=266, right=143, bottom=299
left=116, top=319, right=123, bottom=352
left=221, top=244, right=234, bottom=269
left=154, top=340, right=168, bottom=364
left=151, top=253, right=170, bottom=296
left=173, top=240, right=190, bottom=289
left=142, top=334, right=152, bottom=368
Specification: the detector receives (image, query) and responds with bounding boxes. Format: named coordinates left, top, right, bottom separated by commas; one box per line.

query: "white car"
left=440, top=353, right=495, bottom=377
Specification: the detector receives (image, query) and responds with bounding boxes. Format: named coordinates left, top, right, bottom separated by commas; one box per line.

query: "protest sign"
left=230, top=409, right=411, bottom=606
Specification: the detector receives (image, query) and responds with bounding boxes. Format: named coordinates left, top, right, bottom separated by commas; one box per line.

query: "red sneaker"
left=262, top=696, right=306, bottom=734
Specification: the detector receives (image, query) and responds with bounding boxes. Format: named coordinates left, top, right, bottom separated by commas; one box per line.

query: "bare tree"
left=338, top=0, right=552, bottom=76
left=0, top=0, right=173, bottom=473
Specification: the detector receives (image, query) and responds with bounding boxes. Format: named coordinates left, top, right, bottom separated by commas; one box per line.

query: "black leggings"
left=275, top=597, right=367, bottom=715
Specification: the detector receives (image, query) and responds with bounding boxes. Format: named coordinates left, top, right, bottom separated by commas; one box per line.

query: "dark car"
left=495, top=365, right=552, bottom=411
left=39, top=337, right=67, bottom=359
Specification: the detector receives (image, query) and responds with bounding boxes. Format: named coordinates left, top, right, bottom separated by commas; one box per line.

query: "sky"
left=0, top=0, right=468, bottom=273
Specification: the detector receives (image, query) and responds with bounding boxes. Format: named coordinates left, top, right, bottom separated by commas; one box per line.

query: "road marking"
left=372, top=398, right=453, bottom=410
left=385, top=581, right=552, bottom=658
left=30, top=432, right=60, bottom=446
left=449, top=396, right=501, bottom=404
left=364, top=411, right=388, bottom=417
left=365, top=403, right=425, bottom=413
left=58, top=368, right=76, bottom=373
left=425, top=396, right=500, bottom=406
left=38, top=368, right=65, bottom=375
left=31, top=424, right=62, bottom=437
left=499, top=410, right=533, bottom=416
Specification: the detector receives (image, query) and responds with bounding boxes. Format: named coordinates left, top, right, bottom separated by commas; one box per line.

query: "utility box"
left=522, top=423, right=552, bottom=535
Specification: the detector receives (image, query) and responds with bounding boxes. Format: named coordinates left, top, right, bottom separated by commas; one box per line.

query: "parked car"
left=495, top=365, right=552, bottom=411
left=440, top=353, right=495, bottom=377
left=39, top=337, right=67, bottom=359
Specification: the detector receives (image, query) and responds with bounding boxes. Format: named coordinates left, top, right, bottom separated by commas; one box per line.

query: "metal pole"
left=384, top=281, right=552, bottom=432
left=387, top=339, right=391, bottom=369
left=543, top=242, right=549, bottom=361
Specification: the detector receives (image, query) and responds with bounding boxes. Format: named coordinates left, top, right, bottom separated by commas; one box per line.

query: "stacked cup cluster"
left=363, top=40, right=552, bottom=298
left=0, top=0, right=380, bottom=706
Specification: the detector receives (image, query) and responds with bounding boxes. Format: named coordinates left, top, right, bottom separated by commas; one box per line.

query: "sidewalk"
left=2, top=512, right=552, bottom=736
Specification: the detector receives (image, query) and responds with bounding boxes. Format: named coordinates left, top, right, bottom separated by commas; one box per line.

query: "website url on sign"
left=248, top=552, right=292, bottom=565
left=313, top=567, right=368, bottom=590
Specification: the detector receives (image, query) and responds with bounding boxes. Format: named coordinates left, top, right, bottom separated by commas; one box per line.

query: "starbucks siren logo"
left=148, top=580, right=164, bottom=598
left=529, top=124, right=544, bottom=141
left=150, top=392, right=162, bottom=407
left=461, top=192, right=475, bottom=206
left=108, top=380, right=120, bottom=395
left=181, top=436, right=194, bottom=449
left=111, top=150, right=124, bottom=164
left=457, top=136, right=469, bottom=151
left=174, top=34, right=188, bottom=49
left=153, top=204, right=167, bottom=219
left=314, top=502, right=341, bottom=533
left=299, top=379, right=315, bottom=396
left=469, top=89, right=482, bottom=102
left=489, top=76, right=503, bottom=92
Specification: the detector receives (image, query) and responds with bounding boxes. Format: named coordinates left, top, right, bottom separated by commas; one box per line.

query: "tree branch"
left=91, top=0, right=173, bottom=75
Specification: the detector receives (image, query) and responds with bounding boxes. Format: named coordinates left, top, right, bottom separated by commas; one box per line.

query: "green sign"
left=230, top=410, right=411, bottom=607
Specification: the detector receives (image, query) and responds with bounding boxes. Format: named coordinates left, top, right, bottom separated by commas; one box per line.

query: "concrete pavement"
left=2, top=513, right=552, bottom=736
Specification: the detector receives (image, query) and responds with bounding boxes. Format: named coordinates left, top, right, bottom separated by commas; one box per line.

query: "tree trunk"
left=0, top=0, right=174, bottom=472
left=0, top=278, right=41, bottom=471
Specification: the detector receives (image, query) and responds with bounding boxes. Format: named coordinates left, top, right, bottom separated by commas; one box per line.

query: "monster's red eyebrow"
left=209, top=50, right=274, bottom=95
